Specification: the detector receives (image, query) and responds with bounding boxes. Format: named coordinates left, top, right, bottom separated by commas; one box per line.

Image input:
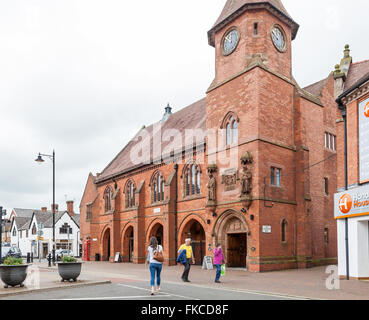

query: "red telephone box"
left=83, top=239, right=90, bottom=261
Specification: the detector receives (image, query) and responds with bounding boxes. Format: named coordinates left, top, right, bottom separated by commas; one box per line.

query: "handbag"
left=221, top=264, right=226, bottom=277
left=153, top=247, right=164, bottom=263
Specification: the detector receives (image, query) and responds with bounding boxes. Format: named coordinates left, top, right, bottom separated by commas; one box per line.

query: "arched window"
left=12, top=227, right=16, bottom=237
left=222, top=113, right=239, bottom=146
left=104, top=186, right=113, bottom=212
left=125, top=180, right=136, bottom=208
left=281, top=219, right=287, bottom=242
left=184, top=163, right=201, bottom=197
left=152, top=171, right=165, bottom=203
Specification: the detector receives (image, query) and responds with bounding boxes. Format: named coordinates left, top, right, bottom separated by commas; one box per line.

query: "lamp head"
left=35, top=153, right=45, bottom=164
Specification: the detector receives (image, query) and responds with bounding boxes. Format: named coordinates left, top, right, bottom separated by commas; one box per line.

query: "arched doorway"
left=148, top=223, right=164, bottom=246
left=102, top=228, right=111, bottom=261
left=213, top=210, right=249, bottom=268
left=122, top=226, right=134, bottom=263
left=181, top=219, right=206, bottom=266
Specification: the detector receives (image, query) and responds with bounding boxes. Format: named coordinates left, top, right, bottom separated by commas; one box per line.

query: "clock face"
left=222, top=29, right=240, bottom=56
left=271, top=26, right=286, bottom=52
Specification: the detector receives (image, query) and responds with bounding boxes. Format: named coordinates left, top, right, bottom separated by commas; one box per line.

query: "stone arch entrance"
left=122, top=226, right=134, bottom=263
left=213, top=210, right=249, bottom=268
left=180, top=219, right=206, bottom=266
left=102, top=228, right=111, bottom=261
left=148, top=223, right=164, bottom=246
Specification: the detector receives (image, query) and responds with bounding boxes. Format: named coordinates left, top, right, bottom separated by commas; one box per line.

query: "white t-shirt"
left=147, top=245, right=163, bottom=264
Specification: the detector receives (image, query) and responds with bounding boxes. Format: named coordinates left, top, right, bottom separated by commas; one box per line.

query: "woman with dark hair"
left=146, top=236, right=163, bottom=295
left=213, top=243, right=225, bottom=283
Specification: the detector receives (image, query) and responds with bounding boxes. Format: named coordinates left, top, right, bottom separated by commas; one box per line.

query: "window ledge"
left=180, top=195, right=205, bottom=203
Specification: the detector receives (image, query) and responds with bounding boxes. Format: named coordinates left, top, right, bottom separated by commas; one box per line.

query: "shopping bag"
left=221, top=264, right=226, bottom=277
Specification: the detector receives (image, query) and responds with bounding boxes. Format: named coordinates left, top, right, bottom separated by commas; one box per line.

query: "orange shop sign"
left=335, top=185, right=369, bottom=219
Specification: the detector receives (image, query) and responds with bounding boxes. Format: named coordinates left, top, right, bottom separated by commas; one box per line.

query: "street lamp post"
left=0, top=206, right=7, bottom=263
left=35, top=150, right=56, bottom=266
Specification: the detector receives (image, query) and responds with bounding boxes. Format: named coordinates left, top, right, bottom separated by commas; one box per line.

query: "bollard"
left=27, top=253, right=31, bottom=264
left=31, top=252, right=33, bottom=263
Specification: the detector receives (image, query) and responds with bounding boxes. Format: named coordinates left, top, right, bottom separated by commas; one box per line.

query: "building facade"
left=80, top=0, right=339, bottom=272
left=334, top=49, right=369, bottom=279
left=10, top=202, right=81, bottom=258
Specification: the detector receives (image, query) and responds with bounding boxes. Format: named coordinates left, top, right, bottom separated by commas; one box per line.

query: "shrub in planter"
left=58, top=256, right=82, bottom=282
left=0, top=257, right=29, bottom=288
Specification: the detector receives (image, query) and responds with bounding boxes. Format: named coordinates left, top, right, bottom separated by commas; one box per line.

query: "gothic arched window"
left=125, top=180, right=136, bottom=208
left=222, top=112, right=239, bottom=146
left=184, top=163, right=201, bottom=197
left=32, top=223, right=37, bottom=235
left=104, top=186, right=113, bottom=212
left=152, top=171, right=165, bottom=203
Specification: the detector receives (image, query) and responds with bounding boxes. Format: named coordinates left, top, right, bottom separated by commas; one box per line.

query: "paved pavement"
left=0, top=281, right=297, bottom=300
left=1, top=261, right=369, bottom=300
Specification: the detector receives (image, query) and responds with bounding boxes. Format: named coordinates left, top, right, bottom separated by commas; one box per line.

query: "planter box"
left=57, top=262, right=82, bottom=282
left=0, top=265, right=30, bottom=288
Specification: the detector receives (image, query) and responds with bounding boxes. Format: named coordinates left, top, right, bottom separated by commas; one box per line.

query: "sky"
left=0, top=0, right=368, bottom=217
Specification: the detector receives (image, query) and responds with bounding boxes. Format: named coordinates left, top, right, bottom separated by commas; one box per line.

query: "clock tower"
left=207, top=0, right=299, bottom=86
left=205, top=0, right=302, bottom=272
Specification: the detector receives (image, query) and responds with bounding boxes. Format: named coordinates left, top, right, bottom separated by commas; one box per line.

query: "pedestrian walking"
left=146, top=236, right=164, bottom=295
left=213, top=243, right=225, bottom=283
left=177, top=238, right=195, bottom=282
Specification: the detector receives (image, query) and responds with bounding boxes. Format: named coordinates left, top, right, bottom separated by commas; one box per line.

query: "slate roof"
left=96, top=98, right=206, bottom=183
left=13, top=216, right=32, bottom=231
left=12, top=208, right=34, bottom=218
left=344, top=60, right=369, bottom=91
left=303, top=77, right=329, bottom=97
left=208, top=0, right=299, bottom=46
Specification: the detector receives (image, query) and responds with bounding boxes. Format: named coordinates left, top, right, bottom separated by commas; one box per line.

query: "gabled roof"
left=344, top=60, right=369, bottom=91
left=96, top=98, right=206, bottom=183
left=208, top=0, right=299, bottom=46
left=12, top=216, right=32, bottom=231
left=12, top=208, right=34, bottom=218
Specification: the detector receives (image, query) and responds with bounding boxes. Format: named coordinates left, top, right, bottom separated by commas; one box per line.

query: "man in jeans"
left=178, top=238, right=195, bottom=282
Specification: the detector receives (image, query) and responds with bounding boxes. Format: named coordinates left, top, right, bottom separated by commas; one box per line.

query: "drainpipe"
left=174, top=164, right=179, bottom=264
left=342, top=108, right=350, bottom=280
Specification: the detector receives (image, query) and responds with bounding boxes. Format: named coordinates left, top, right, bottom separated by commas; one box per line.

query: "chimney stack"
left=41, top=207, right=47, bottom=213
left=51, top=204, right=59, bottom=213
left=66, top=201, right=74, bottom=217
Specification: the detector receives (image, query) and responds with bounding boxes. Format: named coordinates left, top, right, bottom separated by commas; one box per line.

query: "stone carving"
left=221, top=169, right=238, bottom=191
left=207, top=164, right=218, bottom=205
left=240, top=152, right=253, bottom=209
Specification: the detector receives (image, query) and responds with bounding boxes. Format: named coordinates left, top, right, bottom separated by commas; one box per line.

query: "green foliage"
left=62, top=255, right=77, bottom=263
left=3, top=257, right=23, bottom=266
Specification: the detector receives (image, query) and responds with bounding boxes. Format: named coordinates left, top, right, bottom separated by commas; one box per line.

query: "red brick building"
left=334, top=46, right=369, bottom=279
left=80, top=0, right=338, bottom=271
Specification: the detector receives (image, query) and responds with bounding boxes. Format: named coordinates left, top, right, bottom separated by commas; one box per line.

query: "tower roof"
left=208, top=0, right=299, bottom=46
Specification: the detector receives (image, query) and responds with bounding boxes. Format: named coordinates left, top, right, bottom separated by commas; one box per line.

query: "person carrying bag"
left=213, top=243, right=226, bottom=283
left=146, top=236, right=163, bottom=295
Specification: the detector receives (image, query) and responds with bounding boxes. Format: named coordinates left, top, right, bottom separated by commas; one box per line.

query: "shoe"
left=215, top=280, right=221, bottom=283
left=151, top=292, right=154, bottom=296
left=184, top=279, right=191, bottom=283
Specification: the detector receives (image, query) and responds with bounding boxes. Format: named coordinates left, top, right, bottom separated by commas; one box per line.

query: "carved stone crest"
left=221, top=169, right=238, bottom=191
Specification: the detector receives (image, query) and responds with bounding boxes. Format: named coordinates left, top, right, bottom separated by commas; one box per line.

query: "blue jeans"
left=215, top=264, right=221, bottom=281
left=150, top=263, right=162, bottom=287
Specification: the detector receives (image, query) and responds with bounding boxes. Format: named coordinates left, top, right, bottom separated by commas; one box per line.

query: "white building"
left=9, top=202, right=81, bottom=258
